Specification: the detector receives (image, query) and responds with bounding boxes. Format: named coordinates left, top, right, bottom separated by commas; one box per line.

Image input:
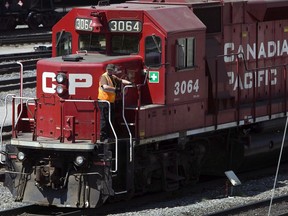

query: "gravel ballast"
left=0, top=171, right=288, bottom=215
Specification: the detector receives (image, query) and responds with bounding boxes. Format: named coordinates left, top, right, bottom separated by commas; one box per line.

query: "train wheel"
left=178, top=139, right=207, bottom=186
left=26, top=12, right=42, bottom=29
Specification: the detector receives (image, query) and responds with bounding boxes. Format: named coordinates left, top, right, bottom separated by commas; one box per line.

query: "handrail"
left=97, top=100, right=118, bottom=173
left=62, top=99, right=119, bottom=173
left=0, top=94, right=15, bottom=164
left=12, top=96, right=36, bottom=129
left=121, top=68, right=149, bottom=162
left=16, top=62, right=23, bottom=128
left=0, top=94, right=36, bottom=164
left=122, top=84, right=134, bottom=163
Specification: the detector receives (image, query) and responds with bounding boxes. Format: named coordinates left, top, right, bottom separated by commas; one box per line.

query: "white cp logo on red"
left=42, top=72, right=93, bottom=95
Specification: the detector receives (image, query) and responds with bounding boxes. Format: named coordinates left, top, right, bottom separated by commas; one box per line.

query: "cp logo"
left=42, top=72, right=93, bottom=95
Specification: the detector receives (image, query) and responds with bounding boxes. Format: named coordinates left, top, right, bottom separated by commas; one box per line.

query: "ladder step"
left=120, top=123, right=135, bottom=126
left=20, top=118, right=34, bottom=121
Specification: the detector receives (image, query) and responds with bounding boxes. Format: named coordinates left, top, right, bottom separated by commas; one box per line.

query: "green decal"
left=149, top=71, right=159, bottom=83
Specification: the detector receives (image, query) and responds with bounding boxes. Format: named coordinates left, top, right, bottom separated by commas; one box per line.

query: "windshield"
left=111, top=34, right=139, bottom=55
left=78, top=33, right=139, bottom=55
left=79, top=34, right=106, bottom=52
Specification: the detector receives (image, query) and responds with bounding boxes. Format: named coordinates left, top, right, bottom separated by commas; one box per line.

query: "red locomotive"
left=4, top=0, right=288, bottom=208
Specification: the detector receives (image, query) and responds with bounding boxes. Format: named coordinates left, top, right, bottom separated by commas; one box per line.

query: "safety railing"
left=0, top=94, right=37, bottom=164
left=122, top=84, right=134, bottom=163
left=60, top=99, right=120, bottom=173
left=121, top=68, right=149, bottom=162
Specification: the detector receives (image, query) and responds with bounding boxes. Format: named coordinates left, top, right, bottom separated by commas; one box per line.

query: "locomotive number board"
left=108, top=20, right=142, bottom=33
left=75, top=18, right=93, bottom=31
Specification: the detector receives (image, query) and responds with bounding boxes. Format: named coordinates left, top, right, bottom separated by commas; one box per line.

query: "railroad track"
left=0, top=138, right=288, bottom=215
left=0, top=51, right=51, bottom=76
left=0, top=76, right=36, bottom=92
left=0, top=51, right=51, bottom=91
left=0, top=31, right=51, bottom=45
left=0, top=51, right=51, bottom=64
left=0, top=205, right=83, bottom=216
left=208, top=194, right=288, bottom=215
left=2, top=187, right=288, bottom=216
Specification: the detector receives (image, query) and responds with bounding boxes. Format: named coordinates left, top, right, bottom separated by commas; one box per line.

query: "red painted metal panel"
left=138, top=102, right=205, bottom=139
left=247, top=0, right=288, bottom=21
left=42, top=0, right=288, bottom=142
left=36, top=55, right=142, bottom=141
left=145, top=6, right=206, bottom=35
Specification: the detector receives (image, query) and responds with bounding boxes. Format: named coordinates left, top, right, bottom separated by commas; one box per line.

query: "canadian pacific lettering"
left=224, top=40, right=288, bottom=62
left=227, top=69, right=277, bottom=91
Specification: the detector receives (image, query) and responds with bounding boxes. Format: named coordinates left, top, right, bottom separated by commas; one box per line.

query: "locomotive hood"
left=36, top=53, right=142, bottom=101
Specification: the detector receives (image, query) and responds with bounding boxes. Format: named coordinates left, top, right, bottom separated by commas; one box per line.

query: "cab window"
left=176, top=37, right=195, bottom=70
left=111, top=34, right=139, bottom=55
left=79, top=34, right=106, bottom=52
left=145, top=35, right=161, bottom=67
left=56, top=31, right=72, bottom=56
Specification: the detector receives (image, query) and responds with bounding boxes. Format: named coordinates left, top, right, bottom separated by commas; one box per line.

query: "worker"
left=98, top=64, right=132, bottom=143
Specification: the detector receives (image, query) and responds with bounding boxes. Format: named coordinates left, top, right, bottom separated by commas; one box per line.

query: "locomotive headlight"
left=74, top=156, right=85, bottom=166
left=56, top=73, right=67, bottom=84
left=56, top=85, right=67, bottom=96
left=17, top=151, right=25, bottom=161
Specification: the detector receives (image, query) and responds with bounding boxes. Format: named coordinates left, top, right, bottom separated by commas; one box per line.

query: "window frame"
left=56, top=31, right=72, bottom=56
left=176, top=37, right=195, bottom=71
left=144, top=35, right=162, bottom=68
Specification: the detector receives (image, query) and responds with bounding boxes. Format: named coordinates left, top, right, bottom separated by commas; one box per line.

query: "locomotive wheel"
left=178, top=140, right=207, bottom=186
left=27, top=12, right=42, bottom=29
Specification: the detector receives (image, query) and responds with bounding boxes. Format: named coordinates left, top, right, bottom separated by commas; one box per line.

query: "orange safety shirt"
left=98, top=72, right=120, bottom=103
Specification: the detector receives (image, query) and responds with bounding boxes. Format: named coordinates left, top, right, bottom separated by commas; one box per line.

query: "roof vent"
left=98, top=0, right=110, bottom=6
left=62, top=55, right=84, bottom=62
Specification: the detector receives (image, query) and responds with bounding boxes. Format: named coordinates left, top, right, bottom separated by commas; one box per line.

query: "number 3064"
left=174, top=79, right=199, bottom=95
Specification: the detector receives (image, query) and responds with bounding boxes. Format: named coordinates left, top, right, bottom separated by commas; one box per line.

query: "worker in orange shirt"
left=98, top=64, right=132, bottom=143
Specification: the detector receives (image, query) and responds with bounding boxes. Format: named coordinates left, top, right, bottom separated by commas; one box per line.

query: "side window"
left=56, top=31, right=72, bottom=56
left=79, top=34, right=106, bottom=52
left=176, top=37, right=195, bottom=70
left=145, top=35, right=161, bottom=67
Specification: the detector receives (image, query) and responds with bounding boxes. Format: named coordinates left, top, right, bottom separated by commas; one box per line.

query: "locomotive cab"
left=51, top=3, right=208, bottom=140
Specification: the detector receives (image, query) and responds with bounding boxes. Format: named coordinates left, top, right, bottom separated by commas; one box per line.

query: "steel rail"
left=0, top=51, right=51, bottom=62
left=207, top=194, right=288, bottom=216
left=0, top=76, right=36, bottom=92
left=0, top=32, right=51, bottom=45
left=0, top=204, right=82, bottom=216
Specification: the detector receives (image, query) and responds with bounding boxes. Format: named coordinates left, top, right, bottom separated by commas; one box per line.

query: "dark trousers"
left=98, top=101, right=115, bottom=141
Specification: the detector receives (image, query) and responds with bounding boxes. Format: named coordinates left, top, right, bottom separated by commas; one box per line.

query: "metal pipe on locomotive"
left=3, top=0, right=288, bottom=208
